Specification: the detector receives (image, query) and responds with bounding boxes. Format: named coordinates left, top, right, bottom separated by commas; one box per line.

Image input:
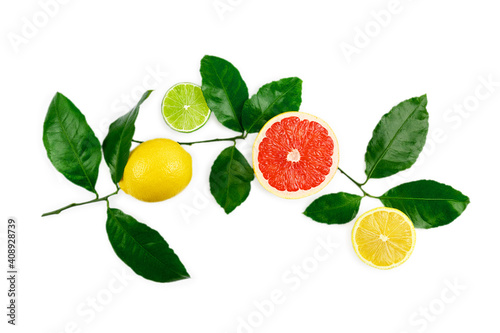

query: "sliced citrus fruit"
left=252, top=112, right=339, bottom=199
left=352, top=207, right=416, bottom=270
left=161, top=82, right=211, bottom=133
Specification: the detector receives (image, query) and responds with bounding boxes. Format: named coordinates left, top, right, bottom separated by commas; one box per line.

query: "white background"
left=1, top=0, right=499, bottom=332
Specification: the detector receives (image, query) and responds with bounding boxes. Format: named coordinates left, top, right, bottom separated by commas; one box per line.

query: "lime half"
left=161, top=82, right=211, bottom=133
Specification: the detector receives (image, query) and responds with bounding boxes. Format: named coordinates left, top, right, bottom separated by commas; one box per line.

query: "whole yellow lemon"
left=119, top=138, right=192, bottom=202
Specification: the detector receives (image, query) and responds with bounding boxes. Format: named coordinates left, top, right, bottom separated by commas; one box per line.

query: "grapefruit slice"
left=252, top=112, right=339, bottom=199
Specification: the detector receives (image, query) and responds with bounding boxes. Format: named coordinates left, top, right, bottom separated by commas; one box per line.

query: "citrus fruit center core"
left=287, top=149, right=301, bottom=162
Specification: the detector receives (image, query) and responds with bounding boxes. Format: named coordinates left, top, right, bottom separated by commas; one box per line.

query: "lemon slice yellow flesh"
left=352, top=207, right=416, bottom=269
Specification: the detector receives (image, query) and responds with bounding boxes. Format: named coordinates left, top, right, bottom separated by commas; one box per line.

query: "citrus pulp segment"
left=352, top=207, right=416, bottom=270
left=252, top=112, right=339, bottom=199
left=161, top=82, right=211, bottom=133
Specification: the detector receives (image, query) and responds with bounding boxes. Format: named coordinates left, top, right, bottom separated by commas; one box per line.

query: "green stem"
left=178, top=133, right=247, bottom=146
left=42, top=189, right=120, bottom=217
left=338, top=167, right=362, bottom=187
left=338, top=167, right=378, bottom=199
left=133, top=133, right=248, bottom=146
left=360, top=177, right=370, bottom=186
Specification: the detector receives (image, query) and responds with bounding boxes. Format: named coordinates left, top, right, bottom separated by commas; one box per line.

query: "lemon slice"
left=352, top=207, right=416, bottom=269
left=161, top=82, right=211, bottom=133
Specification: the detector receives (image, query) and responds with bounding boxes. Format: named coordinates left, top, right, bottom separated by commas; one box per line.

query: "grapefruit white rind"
left=252, top=111, right=340, bottom=199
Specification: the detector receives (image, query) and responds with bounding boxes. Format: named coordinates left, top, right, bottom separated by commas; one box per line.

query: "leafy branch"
left=41, top=55, right=304, bottom=283
left=304, top=95, right=470, bottom=229
left=42, top=91, right=189, bottom=283
left=198, top=56, right=303, bottom=214
left=41, top=55, right=470, bottom=286
left=42, top=189, right=119, bottom=217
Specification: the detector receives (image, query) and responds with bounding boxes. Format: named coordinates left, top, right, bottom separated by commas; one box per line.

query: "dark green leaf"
left=242, top=77, right=303, bottom=133
left=102, top=90, right=152, bottom=184
left=379, top=180, right=470, bottom=229
left=210, top=146, right=254, bottom=214
left=43, top=92, right=101, bottom=194
left=365, top=95, right=429, bottom=180
left=200, top=55, right=249, bottom=132
left=304, top=192, right=362, bottom=224
left=106, top=208, right=189, bottom=283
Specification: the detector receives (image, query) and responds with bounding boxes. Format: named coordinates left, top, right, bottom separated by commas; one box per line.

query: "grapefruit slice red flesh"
left=253, top=112, right=339, bottom=199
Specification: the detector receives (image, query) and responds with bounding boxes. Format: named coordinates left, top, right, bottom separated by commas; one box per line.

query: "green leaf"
left=200, top=55, right=249, bottom=132
left=209, top=145, right=254, bottom=214
left=365, top=95, right=429, bottom=180
left=304, top=192, right=362, bottom=224
left=379, top=180, right=470, bottom=229
left=43, top=92, right=102, bottom=194
left=106, top=208, right=189, bottom=283
left=102, top=90, right=152, bottom=184
left=242, top=77, right=303, bottom=133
